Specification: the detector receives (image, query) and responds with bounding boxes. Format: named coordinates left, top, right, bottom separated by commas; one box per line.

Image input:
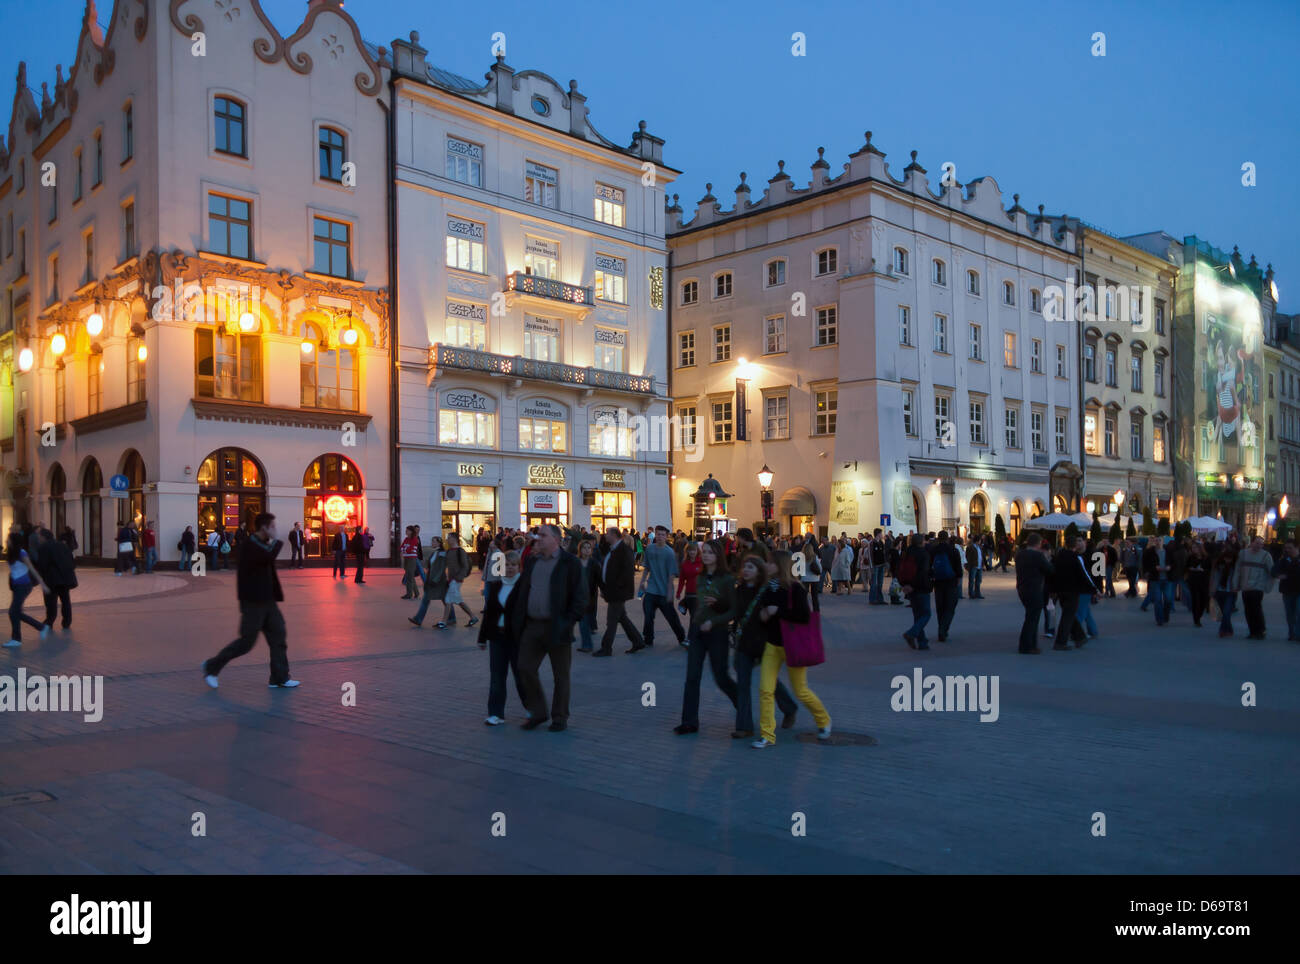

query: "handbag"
left=780, top=588, right=825, bottom=667
left=729, top=587, right=765, bottom=651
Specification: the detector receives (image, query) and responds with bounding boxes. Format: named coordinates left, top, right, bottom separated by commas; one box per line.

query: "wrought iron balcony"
left=505, top=271, right=594, bottom=307
left=429, top=344, right=654, bottom=396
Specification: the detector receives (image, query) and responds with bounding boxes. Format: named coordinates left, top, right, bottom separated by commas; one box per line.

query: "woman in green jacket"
left=674, top=540, right=740, bottom=735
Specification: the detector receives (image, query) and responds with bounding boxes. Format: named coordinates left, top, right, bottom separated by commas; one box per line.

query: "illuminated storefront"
left=302, top=453, right=364, bottom=558
left=197, top=448, right=265, bottom=542
left=443, top=483, right=496, bottom=545
left=588, top=468, right=634, bottom=531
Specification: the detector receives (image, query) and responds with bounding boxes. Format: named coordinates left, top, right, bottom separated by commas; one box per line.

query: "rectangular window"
left=1084, top=343, right=1096, bottom=382
left=1003, top=331, right=1017, bottom=368
left=589, top=411, right=634, bottom=457
left=1003, top=280, right=1015, bottom=306
left=899, top=306, right=912, bottom=345
left=523, top=236, right=559, bottom=280
left=593, top=328, right=625, bottom=371
left=766, top=260, right=786, bottom=287
left=714, top=272, right=733, bottom=299
left=711, top=399, right=733, bottom=443
left=681, top=281, right=698, bottom=306
left=439, top=409, right=495, bottom=447
left=445, top=216, right=485, bottom=273
left=208, top=193, right=253, bottom=260
left=814, top=389, right=837, bottom=435
left=1130, top=355, right=1142, bottom=392
left=969, top=323, right=982, bottom=361
left=1153, top=423, right=1166, bottom=462
left=127, top=335, right=146, bottom=404
left=932, top=260, right=946, bottom=286
left=1005, top=407, right=1019, bottom=448
left=519, top=418, right=566, bottom=453
left=82, top=230, right=94, bottom=285
left=765, top=314, right=786, bottom=354
left=17, top=229, right=26, bottom=276
left=1130, top=419, right=1143, bottom=460
left=903, top=388, right=915, bottom=436
left=967, top=271, right=980, bottom=295
left=594, top=182, right=625, bottom=226
left=312, top=216, right=351, bottom=278
left=55, top=365, right=66, bottom=423
left=970, top=399, right=986, bottom=444
left=1268, top=373, right=1275, bottom=399
left=214, top=97, right=246, bottom=156
left=815, top=305, right=837, bottom=346
left=523, top=315, right=561, bottom=362
left=713, top=324, right=731, bottom=362
left=524, top=161, right=558, bottom=208
left=444, top=302, right=487, bottom=350
left=301, top=346, right=357, bottom=411
left=1031, top=339, right=1042, bottom=373
left=934, top=314, right=948, bottom=353
left=677, top=405, right=697, bottom=447
left=122, top=201, right=136, bottom=260
left=48, top=254, right=59, bottom=304
left=594, top=254, right=627, bottom=303
left=1085, top=413, right=1099, bottom=455
left=1105, top=416, right=1117, bottom=457
left=445, top=136, right=483, bottom=187
left=74, top=149, right=83, bottom=202
left=935, top=395, right=951, bottom=445
left=678, top=331, right=695, bottom=367
left=1056, top=414, right=1068, bottom=454
left=816, top=248, right=837, bottom=276
left=1056, top=344, right=1066, bottom=377
left=88, top=354, right=101, bottom=415
left=1031, top=410, right=1044, bottom=451
left=1155, top=299, right=1166, bottom=334
left=1105, top=349, right=1117, bottom=387
left=48, top=179, right=57, bottom=223
left=122, top=102, right=133, bottom=161
left=195, top=328, right=262, bottom=402
left=319, top=126, right=346, bottom=181
left=894, top=248, right=909, bottom=275
left=93, top=131, right=103, bottom=186
left=765, top=394, right=789, bottom=440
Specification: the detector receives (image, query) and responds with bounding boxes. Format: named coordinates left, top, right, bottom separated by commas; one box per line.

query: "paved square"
left=1, top=567, right=1296, bottom=873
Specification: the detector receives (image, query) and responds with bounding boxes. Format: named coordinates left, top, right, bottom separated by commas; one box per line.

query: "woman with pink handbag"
left=752, top=551, right=832, bottom=749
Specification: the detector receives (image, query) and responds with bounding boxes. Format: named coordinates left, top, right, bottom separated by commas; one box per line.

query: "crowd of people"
left=4, top=522, right=78, bottom=648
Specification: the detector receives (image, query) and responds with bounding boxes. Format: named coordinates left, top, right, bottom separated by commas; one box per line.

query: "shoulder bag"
left=780, top=587, right=825, bottom=668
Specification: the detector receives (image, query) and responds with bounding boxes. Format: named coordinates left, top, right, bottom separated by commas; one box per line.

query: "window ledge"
left=304, top=271, right=361, bottom=287
left=70, top=400, right=147, bottom=436
left=200, top=251, right=267, bottom=268
left=192, top=397, right=371, bottom=432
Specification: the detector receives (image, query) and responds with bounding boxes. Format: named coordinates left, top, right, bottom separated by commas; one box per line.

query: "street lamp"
left=757, top=463, right=774, bottom=537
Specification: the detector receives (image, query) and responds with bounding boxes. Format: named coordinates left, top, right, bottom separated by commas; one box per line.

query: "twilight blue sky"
left=6, top=0, right=1298, bottom=310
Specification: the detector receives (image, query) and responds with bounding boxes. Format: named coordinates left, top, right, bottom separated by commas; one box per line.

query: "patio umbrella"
left=1186, top=516, right=1232, bottom=535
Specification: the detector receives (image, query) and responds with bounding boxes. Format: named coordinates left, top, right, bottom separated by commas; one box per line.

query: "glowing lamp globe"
left=86, top=313, right=104, bottom=337
left=17, top=347, right=34, bottom=372
left=238, top=312, right=257, bottom=332
left=301, top=340, right=314, bottom=355
left=137, top=344, right=148, bottom=362
left=50, top=333, right=67, bottom=356
left=341, top=326, right=359, bottom=346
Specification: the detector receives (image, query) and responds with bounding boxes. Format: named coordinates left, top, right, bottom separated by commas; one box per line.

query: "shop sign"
left=521, top=398, right=567, bottom=421
left=528, top=490, right=559, bottom=512
left=601, top=469, right=627, bottom=489
left=323, top=495, right=352, bottom=524
left=527, top=463, right=566, bottom=486
left=442, top=389, right=495, bottom=412
left=457, top=463, right=486, bottom=477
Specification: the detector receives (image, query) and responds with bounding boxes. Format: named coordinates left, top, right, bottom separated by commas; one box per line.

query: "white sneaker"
left=3, top=639, right=20, bottom=648
left=484, top=715, right=505, bottom=726
left=39, top=624, right=52, bottom=640
left=750, top=738, right=775, bottom=749
left=818, top=723, right=833, bottom=741
left=269, top=679, right=301, bottom=688
left=201, top=662, right=218, bottom=689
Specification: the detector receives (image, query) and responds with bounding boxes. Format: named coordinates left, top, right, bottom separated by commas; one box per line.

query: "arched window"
left=119, top=450, right=146, bottom=527
left=1010, top=500, right=1023, bottom=539
left=932, top=259, right=946, bottom=286
left=127, top=331, right=146, bottom=403
left=302, top=453, right=364, bottom=557
left=893, top=247, right=909, bottom=275
left=319, top=126, right=346, bottom=182
left=195, top=326, right=262, bottom=401
left=49, top=463, right=67, bottom=536
left=214, top=96, right=247, bottom=157
left=197, top=448, right=265, bottom=541
left=300, top=322, right=359, bottom=411
left=81, top=459, right=103, bottom=558
left=967, top=270, right=981, bottom=296
left=969, top=492, right=988, bottom=535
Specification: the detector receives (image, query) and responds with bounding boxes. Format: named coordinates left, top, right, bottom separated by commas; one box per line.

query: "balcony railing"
left=505, top=271, right=594, bottom=307
left=430, top=344, right=654, bottom=396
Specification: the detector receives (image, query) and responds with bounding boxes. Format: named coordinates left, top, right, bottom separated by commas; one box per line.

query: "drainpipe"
left=1076, top=223, right=1087, bottom=512
left=382, top=79, right=399, bottom=564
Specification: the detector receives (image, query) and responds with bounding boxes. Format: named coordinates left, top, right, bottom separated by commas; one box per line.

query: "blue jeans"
left=1152, top=580, right=1174, bottom=624
left=413, top=593, right=439, bottom=625
left=907, top=592, right=932, bottom=644
left=1216, top=590, right=1237, bottom=634
left=967, top=568, right=982, bottom=597
left=642, top=592, right=685, bottom=646
left=578, top=611, right=595, bottom=650
left=8, top=581, right=45, bottom=641
left=734, top=646, right=794, bottom=733
left=869, top=564, right=885, bottom=603
left=179, top=551, right=191, bottom=571
left=1283, top=593, right=1300, bottom=640
left=145, top=547, right=157, bottom=573
left=1077, top=594, right=1098, bottom=636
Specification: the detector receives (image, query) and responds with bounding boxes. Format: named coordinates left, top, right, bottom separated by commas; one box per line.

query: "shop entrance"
left=303, top=453, right=364, bottom=559
left=198, top=448, right=265, bottom=545
left=521, top=489, right=569, bottom=529
left=443, top=484, right=497, bottom=546
left=589, top=490, right=633, bottom=532
left=789, top=514, right=815, bottom=536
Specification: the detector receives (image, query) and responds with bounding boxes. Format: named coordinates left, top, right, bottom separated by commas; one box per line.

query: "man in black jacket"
left=202, top=512, right=299, bottom=689
left=1014, top=533, right=1054, bottom=654
left=350, top=525, right=368, bottom=584
left=32, top=527, right=77, bottom=630
left=927, top=530, right=964, bottom=642
left=594, top=527, right=645, bottom=656
left=1053, top=535, right=1095, bottom=650
left=288, top=522, right=306, bottom=568
left=331, top=527, right=348, bottom=579
left=511, top=524, right=585, bottom=731
left=900, top=533, right=933, bottom=650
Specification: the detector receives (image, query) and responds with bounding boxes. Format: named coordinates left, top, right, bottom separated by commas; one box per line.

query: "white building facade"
left=388, top=34, right=675, bottom=542
left=0, top=0, right=390, bottom=561
left=668, top=135, right=1081, bottom=540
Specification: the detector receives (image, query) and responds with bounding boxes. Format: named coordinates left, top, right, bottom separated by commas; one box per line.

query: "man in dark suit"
left=202, top=512, right=299, bottom=689
left=1053, top=535, right=1096, bottom=650
left=926, top=530, right=964, bottom=642
left=594, top=527, right=644, bottom=656
left=32, top=527, right=77, bottom=630
left=511, top=524, right=585, bottom=731
left=288, top=522, right=305, bottom=568
left=331, top=528, right=348, bottom=579
left=350, top=525, right=367, bottom=584
left=900, top=533, right=933, bottom=649
left=965, top=537, right=985, bottom=598
left=1014, top=533, right=1054, bottom=654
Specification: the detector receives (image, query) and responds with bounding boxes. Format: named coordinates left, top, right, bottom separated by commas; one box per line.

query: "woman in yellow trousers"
left=753, top=550, right=832, bottom=748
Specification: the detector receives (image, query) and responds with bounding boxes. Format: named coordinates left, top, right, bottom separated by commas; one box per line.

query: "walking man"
left=511, top=524, right=584, bottom=730
left=1235, top=535, right=1275, bottom=639
left=288, top=522, right=306, bottom=568
left=331, top=527, right=348, bottom=579
left=352, top=526, right=369, bottom=584
left=639, top=525, right=686, bottom=648
left=868, top=529, right=888, bottom=604
left=928, top=530, right=963, bottom=642
left=594, top=527, right=644, bottom=656
left=1014, top=533, right=1053, bottom=654
left=965, top=536, right=984, bottom=598
left=1053, top=535, right=1095, bottom=650
left=33, top=527, right=77, bottom=630
left=900, top=533, right=933, bottom=650
left=202, top=512, right=299, bottom=689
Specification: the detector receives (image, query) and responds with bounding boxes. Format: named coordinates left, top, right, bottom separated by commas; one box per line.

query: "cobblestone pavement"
left=1, top=566, right=1296, bottom=873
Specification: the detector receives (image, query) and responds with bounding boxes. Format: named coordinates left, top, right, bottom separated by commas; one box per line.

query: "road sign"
left=880, top=514, right=891, bottom=526
left=109, top=474, right=130, bottom=498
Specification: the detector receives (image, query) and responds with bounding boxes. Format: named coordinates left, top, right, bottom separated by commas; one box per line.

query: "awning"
left=777, top=486, right=816, bottom=516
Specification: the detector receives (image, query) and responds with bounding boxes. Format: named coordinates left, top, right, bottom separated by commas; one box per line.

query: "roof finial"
left=638, top=120, right=646, bottom=132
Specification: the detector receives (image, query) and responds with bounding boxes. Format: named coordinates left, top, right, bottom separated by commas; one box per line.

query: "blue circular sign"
left=109, top=474, right=130, bottom=492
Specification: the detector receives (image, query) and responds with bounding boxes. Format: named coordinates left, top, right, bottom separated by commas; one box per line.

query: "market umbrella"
left=1186, top=515, right=1232, bottom=535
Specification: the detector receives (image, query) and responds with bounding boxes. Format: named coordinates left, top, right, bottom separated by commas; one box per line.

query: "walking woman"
left=752, top=551, right=832, bottom=748
left=409, top=536, right=447, bottom=628
left=576, top=538, right=600, bottom=653
left=801, top=540, right=823, bottom=612
left=1185, top=540, right=1211, bottom=627
left=1211, top=546, right=1239, bottom=637
left=732, top=554, right=799, bottom=739
left=441, top=532, right=478, bottom=629
left=5, top=526, right=51, bottom=648
left=479, top=550, right=528, bottom=725
left=674, top=540, right=739, bottom=735
left=676, top=540, right=702, bottom=629
left=830, top=538, right=853, bottom=594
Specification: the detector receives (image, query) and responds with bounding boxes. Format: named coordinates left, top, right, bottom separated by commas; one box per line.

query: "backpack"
left=932, top=549, right=954, bottom=581
left=898, top=552, right=918, bottom=584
